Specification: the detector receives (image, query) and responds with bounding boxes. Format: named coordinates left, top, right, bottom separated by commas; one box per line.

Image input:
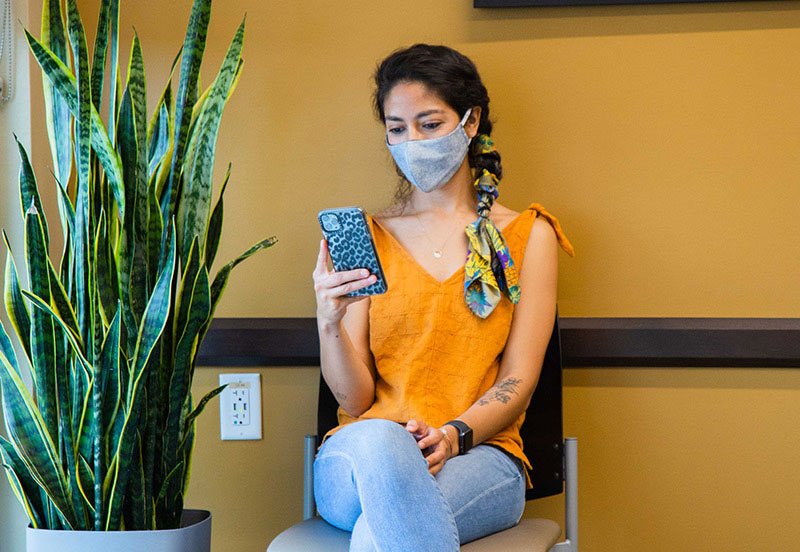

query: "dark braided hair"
left=374, top=44, right=502, bottom=211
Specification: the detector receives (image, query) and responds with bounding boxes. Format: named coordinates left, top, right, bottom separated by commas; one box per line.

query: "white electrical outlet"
left=219, top=373, right=262, bottom=440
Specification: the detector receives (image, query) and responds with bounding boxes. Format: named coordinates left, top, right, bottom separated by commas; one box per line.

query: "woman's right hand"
left=313, top=239, right=377, bottom=326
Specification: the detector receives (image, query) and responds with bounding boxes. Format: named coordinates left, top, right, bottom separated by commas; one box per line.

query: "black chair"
left=268, top=315, right=578, bottom=551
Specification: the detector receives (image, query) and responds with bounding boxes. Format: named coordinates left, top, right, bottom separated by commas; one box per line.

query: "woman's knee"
left=332, top=418, right=417, bottom=458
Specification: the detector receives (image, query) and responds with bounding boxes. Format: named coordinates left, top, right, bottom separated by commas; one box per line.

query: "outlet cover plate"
left=219, top=373, right=262, bottom=440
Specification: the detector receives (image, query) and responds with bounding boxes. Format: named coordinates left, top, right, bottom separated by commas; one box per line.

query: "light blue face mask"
left=386, top=109, right=472, bottom=193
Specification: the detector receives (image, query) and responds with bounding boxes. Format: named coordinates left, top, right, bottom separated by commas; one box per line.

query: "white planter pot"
left=26, top=509, right=211, bottom=552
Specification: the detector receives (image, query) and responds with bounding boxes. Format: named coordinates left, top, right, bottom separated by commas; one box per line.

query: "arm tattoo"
left=478, top=377, right=522, bottom=406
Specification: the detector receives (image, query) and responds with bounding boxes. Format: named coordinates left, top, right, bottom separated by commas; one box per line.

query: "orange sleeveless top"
left=332, top=203, right=574, bottom=486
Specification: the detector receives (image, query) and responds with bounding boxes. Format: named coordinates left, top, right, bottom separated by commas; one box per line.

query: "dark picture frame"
left=476, top=0, right=756, bottom=6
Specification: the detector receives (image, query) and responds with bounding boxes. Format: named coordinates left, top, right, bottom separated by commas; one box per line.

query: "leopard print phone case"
left=318, top=207, right=388, bottom=297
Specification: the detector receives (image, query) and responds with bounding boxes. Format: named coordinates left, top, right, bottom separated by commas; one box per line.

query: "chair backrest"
left=316, top=315, right=564, bottom=502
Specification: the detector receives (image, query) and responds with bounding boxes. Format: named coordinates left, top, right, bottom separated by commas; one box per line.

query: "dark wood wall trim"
left=197, top=318, right=800, bottom=368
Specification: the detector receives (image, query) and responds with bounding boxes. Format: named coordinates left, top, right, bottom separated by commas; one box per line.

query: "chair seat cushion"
left=461, top=518, right=562, bottom=551
left=268, top=517, right=350, bottom=551
left=268, top=516, right=561, bottom=552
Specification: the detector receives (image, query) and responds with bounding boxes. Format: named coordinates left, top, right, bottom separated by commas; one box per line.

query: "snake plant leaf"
left=180, top=413, right=195, bottom=495
left=154, top=460, right=183, bottom=505
left=147, top=178, right=164, bottom=289
left=160, top=238, right=210, bottom=527
left=148, top=101, right=170, bottom=181
left=162, top=0, right=213, bottom=223
left=208, top=236, right=277, bottom=320
left=24, top=204, right=58, bottom=443
left=46, top=260, right=82, bottom=348
left=3, top=231, right=31, bottom=363
left=41, top=0, right=72, bottom=192
left=0, top=320, right=19, bottom=379
left=147, top=47, right=180, bottom=167
left=117, top=89, right=147, bottom=340
left=181, top=384, right=225, bottom=448
left=14, top=136, right=49, bottom=250
left=107, top=0, right=120, bottom=137
left=124, top=431, right=147, bottom=529
left=25, top=30, right=125, bottom=220
left=94, top=306, right=120, bottom=528
left=75, top=453, right=95, bottom=516
left=163, top=239, right=209, bottom=503
left=178, top=17, right=245, bottom=264
left=141, top=362, right=159, bottom=528
left=94, top=210, right=119, bottom=326
left=204, top=164, right=230, bottom=270
left=66, top=0, right=94, bottom=367
left=66, top=0, right=92, bottom=203
left=21, top=291, right=91, bottom=378
left=75, top=360, right=95, bottom=466
left=54, top=175, right=76, bottom=240
left=90, top=0, right=112, bottom=111
left=126, top=32, right=149, bottom=241
left=106, top=228, right=175, bottom=530
left=0, top=435, right=45, bottom=528
left=0, top=327, right=76, bottom=528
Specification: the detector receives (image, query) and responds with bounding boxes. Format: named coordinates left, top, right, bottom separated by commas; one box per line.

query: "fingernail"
left=360, top=269, right=369, bottom=277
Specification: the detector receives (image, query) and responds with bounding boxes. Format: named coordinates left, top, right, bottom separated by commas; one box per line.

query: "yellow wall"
left=15, top=0, right=797, bottom=551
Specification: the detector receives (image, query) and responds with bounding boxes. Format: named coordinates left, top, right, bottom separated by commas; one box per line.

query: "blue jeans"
left=314, top=419, right=526, bottom=551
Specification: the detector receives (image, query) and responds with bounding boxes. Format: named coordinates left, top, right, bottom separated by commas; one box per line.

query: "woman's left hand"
left=405, top=419, right=455, bottom=476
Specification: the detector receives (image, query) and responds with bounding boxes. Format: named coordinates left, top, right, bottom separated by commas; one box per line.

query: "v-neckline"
left=371, top=208, right=531, bottom=286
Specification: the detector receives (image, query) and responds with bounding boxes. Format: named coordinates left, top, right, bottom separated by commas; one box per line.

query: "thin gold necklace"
left=414, top=212, right=462, bottom=259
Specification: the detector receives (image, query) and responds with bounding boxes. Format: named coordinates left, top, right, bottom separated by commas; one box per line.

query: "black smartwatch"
left=444, top=420, right=473, bottom=455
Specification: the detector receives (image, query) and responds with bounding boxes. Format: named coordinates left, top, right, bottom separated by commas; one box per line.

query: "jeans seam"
left=451, top=471, right=522, bottom=519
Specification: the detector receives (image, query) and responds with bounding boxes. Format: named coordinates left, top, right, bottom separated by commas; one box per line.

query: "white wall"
left=0, top=0, right=32, bottom=550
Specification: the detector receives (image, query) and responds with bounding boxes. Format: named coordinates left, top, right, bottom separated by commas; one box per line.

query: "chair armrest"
left=303, top=434, right=317, bottom=520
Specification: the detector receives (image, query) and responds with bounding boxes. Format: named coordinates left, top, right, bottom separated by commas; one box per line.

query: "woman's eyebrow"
left=385, top=109, right=446, bottom=122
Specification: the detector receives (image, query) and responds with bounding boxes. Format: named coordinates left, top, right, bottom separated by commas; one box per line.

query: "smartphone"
left=318, top=207, right=388, bottom=297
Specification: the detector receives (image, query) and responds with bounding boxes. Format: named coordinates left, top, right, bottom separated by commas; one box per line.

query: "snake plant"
left=0, top=0, right=274, bottom=531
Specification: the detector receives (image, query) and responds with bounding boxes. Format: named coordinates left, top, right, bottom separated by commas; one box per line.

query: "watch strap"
left=444, top=420, right=473, bottom=455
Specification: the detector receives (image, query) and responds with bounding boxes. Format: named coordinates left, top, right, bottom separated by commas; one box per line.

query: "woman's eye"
left=387, top=127, right=405, bottom=135
left=423, top=122, right=442, bottom=130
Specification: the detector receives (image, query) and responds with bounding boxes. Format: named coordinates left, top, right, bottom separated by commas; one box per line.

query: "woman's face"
left=383, top=81, right=479, bottom=146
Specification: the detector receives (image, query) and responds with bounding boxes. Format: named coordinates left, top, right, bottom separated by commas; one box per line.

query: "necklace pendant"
left=433, top=249, right=443, bottom=259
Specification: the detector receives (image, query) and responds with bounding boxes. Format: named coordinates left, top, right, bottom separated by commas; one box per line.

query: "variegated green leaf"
left=204, top=164, right=230, bottom=270
left=47, top=260, right=81, bottom=347
left=24, top=204, right=58, bottom=443
left=41, top=0, right=72, bottom=191
left=163, top=240, right=209, bottom=516
left=147, top=47, right=180, bottom=151
left=209, top=237, right=277, bottom=320
left=178, top=17, right=244, bottom=264
left=90, top=0, right=112, bottom=111
left=3, top=231, right=31, bottom=362
left=181, top=384, right=224, bottom=447
left=105, top=228, right=175, bottom=530
left=0, top=436, right=45, bottom=528
left=25, top=30, right=125, bottom=220
left=94, top=210, right=118, bottom=326
left=14, top=136, right=49, bottom=249
left=0, top=324, right=75, bottom=528
left=162, top=0, right=212, bottom=223
left=94, top=306, right=120, bottom=528
left=107, top=0, right=120, bottom=137
left=66, top=0, right=92, bottom=194
left=21, top=290, right=92, bottom=378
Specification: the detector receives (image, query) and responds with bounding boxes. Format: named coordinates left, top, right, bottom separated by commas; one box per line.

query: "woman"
left=312, top=44, right=574, bottom=551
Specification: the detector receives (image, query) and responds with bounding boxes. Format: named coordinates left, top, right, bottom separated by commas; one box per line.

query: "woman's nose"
left=407, top=126, right=425, bottom=141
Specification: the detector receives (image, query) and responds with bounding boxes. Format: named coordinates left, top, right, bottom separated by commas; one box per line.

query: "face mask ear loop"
left=460, top=108, right=473, bottom=128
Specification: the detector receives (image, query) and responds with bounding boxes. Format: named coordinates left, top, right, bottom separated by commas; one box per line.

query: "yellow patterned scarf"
left=463, top=135, right=520, bottom=318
